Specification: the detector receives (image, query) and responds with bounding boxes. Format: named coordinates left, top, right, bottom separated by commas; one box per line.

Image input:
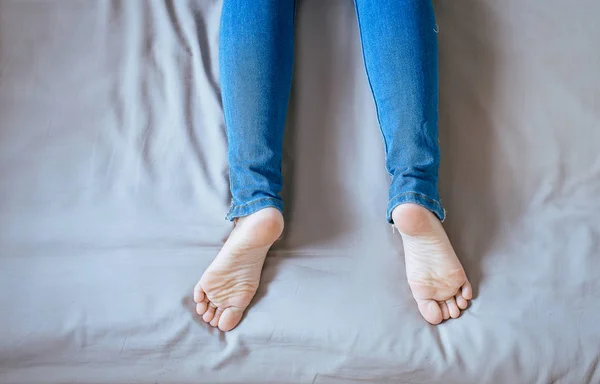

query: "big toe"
left=218, top=307, right=246, bottom=332
left=416, top=299, right=443, bottom=325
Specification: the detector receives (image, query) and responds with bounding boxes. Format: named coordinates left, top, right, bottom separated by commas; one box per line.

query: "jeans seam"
left=229, top=197, right=281, bottom=212
left=389, top=191, right=443, bottom=209
left=387, top=191, right=446, bottom=223
left=354, top=1, right=390, bottom=172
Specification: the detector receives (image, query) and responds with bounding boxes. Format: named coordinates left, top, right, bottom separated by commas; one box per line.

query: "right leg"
left=194, top=0, right=295, bottom=331
left=353, top=0, right=471, bottom=324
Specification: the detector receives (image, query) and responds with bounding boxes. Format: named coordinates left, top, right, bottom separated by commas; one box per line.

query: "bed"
left=1, top=0, right=599, bottom=383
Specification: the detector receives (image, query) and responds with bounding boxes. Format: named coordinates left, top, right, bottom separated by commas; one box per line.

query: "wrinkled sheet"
left=1, top=1, right=599, bottom=383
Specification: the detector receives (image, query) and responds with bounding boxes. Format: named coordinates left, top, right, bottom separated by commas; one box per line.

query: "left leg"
left=193, top=0, right=295, bottom=331
left=353, top=0, right=472, bottom=324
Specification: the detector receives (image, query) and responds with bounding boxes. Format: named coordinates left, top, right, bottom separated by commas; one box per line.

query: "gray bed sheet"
left=1, top=1, right=599, bottom=383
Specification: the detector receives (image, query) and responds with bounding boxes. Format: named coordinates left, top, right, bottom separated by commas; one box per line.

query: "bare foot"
left=193, top=208, right=283, bottom=331
left=392, top=204, right=472, bottom=324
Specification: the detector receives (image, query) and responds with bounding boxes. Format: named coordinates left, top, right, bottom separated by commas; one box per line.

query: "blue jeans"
left=221, top=0, right=444, bottom=223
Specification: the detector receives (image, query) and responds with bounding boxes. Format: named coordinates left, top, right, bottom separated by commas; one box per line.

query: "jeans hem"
left=226, top=197, right=284, bottom=221
left=386, top=192, right=445, bottom=224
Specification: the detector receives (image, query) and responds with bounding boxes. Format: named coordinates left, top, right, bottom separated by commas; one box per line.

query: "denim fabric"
left=220, top=0, right=445, bottom=223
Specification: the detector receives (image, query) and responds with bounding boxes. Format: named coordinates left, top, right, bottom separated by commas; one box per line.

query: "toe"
left=461, top=280, right=473, bottom=300
left=439, top=301, right=450, bottom=320
left=456, top=294, right=468, bottom=310
left=210, top=308, right=224, bottom=328
left=415, top=299, right=443, bottom=325
left=196, top=301, right=208, bottom=316
left=202, top=305, right=216, bottom=323
left=193, top=283, right=205, bottom=303
left=446, top=297, right=461, bottom=319
left=218, top=307, right=245, bottom=331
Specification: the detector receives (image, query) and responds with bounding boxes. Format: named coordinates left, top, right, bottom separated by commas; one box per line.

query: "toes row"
left=194, top=293, right=224, bottom=329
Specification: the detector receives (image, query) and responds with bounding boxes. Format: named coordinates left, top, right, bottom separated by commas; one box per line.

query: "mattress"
left=1, top=0, right=599, bottom=383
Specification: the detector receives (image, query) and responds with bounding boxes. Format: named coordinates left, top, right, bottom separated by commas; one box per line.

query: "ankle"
left=392, top=204, right=436, bottom=236
left=236, top=208, right=284, bottom=243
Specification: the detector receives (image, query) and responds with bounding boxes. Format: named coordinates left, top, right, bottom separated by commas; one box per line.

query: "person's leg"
left=353, top=0, right=472, bottom=324
left=194, top=0, right=295, bottom=331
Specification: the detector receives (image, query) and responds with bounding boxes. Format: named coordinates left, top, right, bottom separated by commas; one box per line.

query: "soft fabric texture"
left=1, top=1, right=599, bottom=383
